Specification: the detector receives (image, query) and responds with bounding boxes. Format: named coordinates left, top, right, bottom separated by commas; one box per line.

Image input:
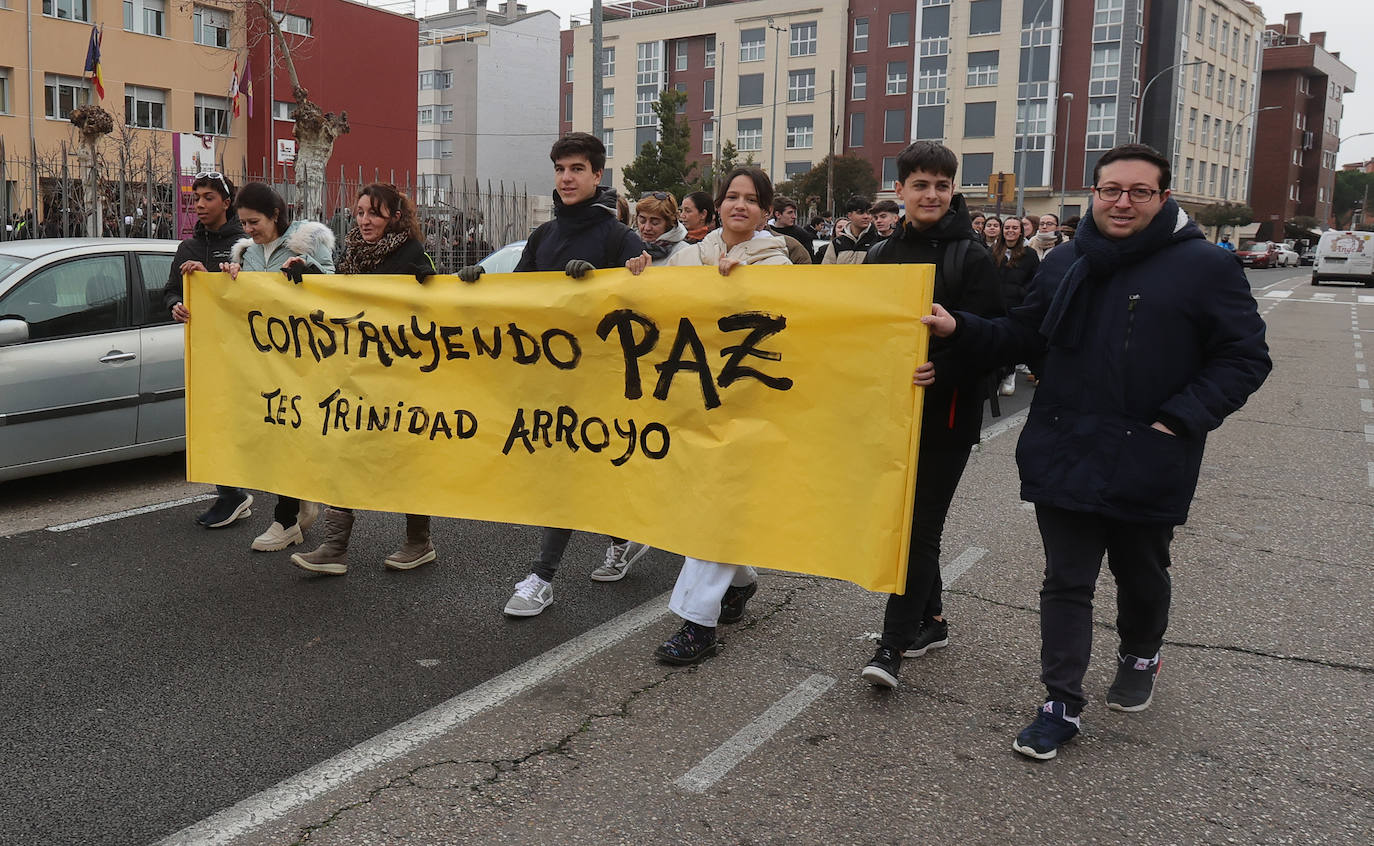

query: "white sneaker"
left=503, top=573, right=554, bottom=617
left=298, top=501, right=321, bottom=532
left=252, top=520, right=304, bottom=551
left=998, top=373, right=1016, bottom=396
left=1015, top=363, right=1031, bottom=375
left=590, top=540, right=651, bottom=582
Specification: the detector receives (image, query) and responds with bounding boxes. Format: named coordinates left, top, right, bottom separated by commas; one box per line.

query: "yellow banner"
left=185, top=265, right=933, bottom=592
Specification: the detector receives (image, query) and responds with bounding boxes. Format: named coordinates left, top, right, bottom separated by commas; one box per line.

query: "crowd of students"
left=167, top=132, right=1270, bottom=763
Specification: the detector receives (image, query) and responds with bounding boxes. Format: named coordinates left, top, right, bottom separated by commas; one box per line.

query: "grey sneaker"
left=503, top=573, right=553, bottom=616
left=1106, top=652, right=1161, bottom=712
left=590, top=540, right=651, bottom=582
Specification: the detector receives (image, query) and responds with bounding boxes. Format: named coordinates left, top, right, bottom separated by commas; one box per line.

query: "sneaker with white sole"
left=198, top=492, right=253, bottom=529
left=861, top=646, right=902, bottom=688
left=251, top=521, right=303, bottom=551
left=902, top=618, right=949, bottom=658
left=504, top=573, right=554, bottom=616
left=998, top=372, right=1017, bottom=396
left=1106, top=652, right=1160, bottom=712
left=1013, top=701, right=1081, bottom=760
left=590, top=540, right=651, bottom=582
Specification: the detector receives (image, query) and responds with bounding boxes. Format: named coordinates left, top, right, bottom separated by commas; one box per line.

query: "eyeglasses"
left=641, top=191, right=669, bottom=201
left=1092, top=186, right=1160, bottom=204
left=194, top=171, right=231, bottom=196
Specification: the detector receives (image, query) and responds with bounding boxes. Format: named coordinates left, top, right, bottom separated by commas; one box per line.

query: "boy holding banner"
left=859, top=141, right=1004, bottom=689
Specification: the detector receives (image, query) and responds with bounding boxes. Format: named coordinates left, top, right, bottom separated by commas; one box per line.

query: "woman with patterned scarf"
left=290, top=183, right=440, bottom=578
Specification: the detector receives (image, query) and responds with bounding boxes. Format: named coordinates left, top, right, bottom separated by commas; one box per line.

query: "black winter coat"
left=515, top=187, right=644, bottom=273
left=953, top=211, right=1271, bottom=524
left=865, top=194, right=1004, bottom=449
left=163, top=218, right=246, bottom=313
left=994, top=247, right=1040, bottom=311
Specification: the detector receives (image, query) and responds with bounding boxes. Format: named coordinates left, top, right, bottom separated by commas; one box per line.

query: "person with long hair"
left=990, top=214, right=1040, bottom=396
left=290, top=183, right=440, bottom=577
left=679, top=191, right=718, bottom=243
left=982, top=215, right=1002, bottom=251
left=627, top=166, right=789, bottom=665
left=971, top=211, right=987, bottom=237
left=213, top=182, right=336, bottom=551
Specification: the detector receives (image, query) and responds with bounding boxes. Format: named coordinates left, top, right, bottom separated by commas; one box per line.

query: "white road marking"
left=1263, top=290, right=1293, bottom=299
left=942, top=546, right=988, bottom=585
left=1368, top=462, right=1374, bottom=489
left=980, top=408, right=1029, bottom=444
left=1360, top=295, right=1374, bottom=304
left=1364, top=425, right=1374, bottom=445
left=156, top=594, right=673, bottom=846
left=674, top=673, right=836, bottom=794
left=1360, top=379, right=1371, bottom=391
left=1313, top=293, right=1336, bottom=301
left=45, top=495, right=215, bottom=532
left=1359, top=364, right=1368, bottom=374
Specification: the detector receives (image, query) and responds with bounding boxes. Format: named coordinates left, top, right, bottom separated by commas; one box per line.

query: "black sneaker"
left=718, top=581, right=758, bottom=625
left=1012, top=701, right=1081, bottom=760
left=1106, top=652, right=1160, bottom=712
left=860, top=646, right=901, bottom=688
left=902, top=618, right=950, bottom=658
left=654, top=621, right=718, bottom=665
left=196, top=492, right=254, bottom=529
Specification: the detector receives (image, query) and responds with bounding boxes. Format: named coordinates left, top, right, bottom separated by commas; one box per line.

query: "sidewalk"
left=163, top=293, right=1374, bottom=845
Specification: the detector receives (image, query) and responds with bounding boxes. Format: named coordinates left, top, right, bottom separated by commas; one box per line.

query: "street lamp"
left=766, top=18, right=787, bottom=180
left=1058, top=92, right=1073, bottom=221
left=1224, top=105, right=1281, bottom=205
left=1133, top=59, right=1206, bottom=143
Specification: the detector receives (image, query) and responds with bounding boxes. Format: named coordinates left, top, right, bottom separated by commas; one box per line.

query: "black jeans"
left=534, top=528, right=627, bottom=582
left=1034, top=505, right=1174, bottom=715
left=272, top=496, right=302, bottom=525
left=880, top=444, right=973, bottom=651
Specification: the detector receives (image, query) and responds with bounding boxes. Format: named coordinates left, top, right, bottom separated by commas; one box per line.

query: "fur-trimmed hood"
left=230, top=220, right=336, bottom=270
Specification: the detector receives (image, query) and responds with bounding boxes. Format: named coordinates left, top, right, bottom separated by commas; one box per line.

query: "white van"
left=1312, top=230, right=1374, bottom=287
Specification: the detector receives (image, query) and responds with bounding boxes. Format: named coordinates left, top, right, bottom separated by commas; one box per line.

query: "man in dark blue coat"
left=924, top=143, right=1271, bottom=760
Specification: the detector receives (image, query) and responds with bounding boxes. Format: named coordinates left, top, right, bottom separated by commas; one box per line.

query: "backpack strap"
left=943, top=238, right=970, bottom=290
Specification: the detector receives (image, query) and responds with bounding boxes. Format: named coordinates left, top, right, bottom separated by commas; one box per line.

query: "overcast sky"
left=415, top=0, right=1373, bottom=164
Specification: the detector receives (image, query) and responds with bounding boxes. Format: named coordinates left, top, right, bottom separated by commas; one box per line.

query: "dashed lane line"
left=45, top=494, right=215, bottom=532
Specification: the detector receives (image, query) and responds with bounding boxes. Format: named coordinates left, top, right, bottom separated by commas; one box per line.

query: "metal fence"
left=1, top=136, right=536, bottom=271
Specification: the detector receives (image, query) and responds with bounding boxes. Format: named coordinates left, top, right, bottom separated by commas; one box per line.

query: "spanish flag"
left=83, top=25, right=104, bottom=100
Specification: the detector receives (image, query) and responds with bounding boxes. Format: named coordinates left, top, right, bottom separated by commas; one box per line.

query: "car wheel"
left=1311, top=275, right=1320, bottom=286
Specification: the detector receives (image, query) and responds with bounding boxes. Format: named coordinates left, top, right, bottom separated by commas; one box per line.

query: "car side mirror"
left=0, top=317, right=30, bottom=346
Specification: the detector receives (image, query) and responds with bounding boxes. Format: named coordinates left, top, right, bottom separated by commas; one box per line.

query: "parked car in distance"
left=1299, top=246, right=1317, bottom=266
left=1312, top=229, right=1374, bottom=287
left=0, top=238, right=184, bottom=482
left=1236, top=240, right=1282, bottom=268
left=1273, top=243, right=1300, bottom=267
left=477, top=240, right=527, bottom=275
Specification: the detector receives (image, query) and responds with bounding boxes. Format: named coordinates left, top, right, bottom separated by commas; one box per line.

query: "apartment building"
left=1250, top=12, right=1356, bottom=237
left=562, top=0, right=848, bottom=194
left=417, top=0, right=560, bottom=202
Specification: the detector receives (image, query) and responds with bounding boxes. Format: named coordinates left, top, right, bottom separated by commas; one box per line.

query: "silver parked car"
left=0, top=238, right=184, bottom=482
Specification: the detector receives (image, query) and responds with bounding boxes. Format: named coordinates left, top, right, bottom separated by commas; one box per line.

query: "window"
left=916, top=105, right=944, bottom=140
left=419, top=71, right=453, bottom=90
left=566, top=53, right=574, bottom=83
left=886, top=62, right=908, bottom=96
left=785, top=161, right=811, bottom=180
left=1231, top=28, right=1240, bottom=62
left=675, top=82, right=687, bottom=113
left=790, top=22, right=817, bottom=56
left=1208, top=162, right=1217, bottom=196
left=0, top=256, right=128, bottom=340
left=1191, top=61, right=1201, bottom=93
left=0, top=68, right=10, bottom=115
left=917, top=56, right=947, bottom=106
left=637, top=42, right=663, bottom=85
left=849, top=112, right=865, bottom=147
left=966, top=51, right=998, bottom=87
left=602, top=90, right=615, bottom=118
left=1188, top=108, right=1197, bottom=142
left=1227, top=74, right=1235, bottom=107
left=564, top=92, right=572, bottom=121
left=789, top=69, right=815, bottom=103
left=888, top=12, right=910, bottom=47
left=42, top=0, right=90, bottom=21
left=702, top=123, right=714, bottom=155
left=1208, top=14, right=1218, bottom=49
left=1093, top=0, right=1123, bottom=42
left=124, top=0, right=165, bottom=36
left=602, top=129, right=614, bottom=158
left=636, top=90, right=656, bottom=126
left=1239, top=79, right=1247, bottom=110
left=193, top=5, right=231, bottom=48
left=882, top=156, right=897, bottom=185
left=675, top=39, right=688, bottom=71
left=740, top=28, right=765, bottom=63
left=1220, top=21, right=1230, bottom=56
left=1184, top=158, right=1194, bottom=192
left=884, top=108, right=907, bottom=144
left=786, top=115, right=813, bottom=149
left=602, top=46, right=616, bottom=77
left=1204, top=64, right=1214, bottom=99
left=124, top=85, right=166, bottom=129
left=737, top=118, right=762, bottom=152
left=194, top=93, right=230, bottom=135
left=964, top=102, right=996, bottom=138
left=969, top=0, right=1001, bottom=36
left=851, top=66, right=867, bottom=100
left=1086, top=99, right=1116, bottom=149
left=704, top=79, right=714, bottom=111
left=273, top=100, right=294, bottom=122
left=853, top=17, right=868, bottom=52
left=278, top=12, right=311, bottom=36
left=1297, top=75, right=1309, bottom=96
left=418, top=139, right=454, bottom=159
left=1195, top=5, right=1205, bottom=43
left=418, top=106, right=434, bottom=124
left=1200, top=115, right=1210, bottom=147
left=440, top=106, right=454, bottom=123
left=1089, top=45, right=1120, bottom=97
left=136, top=253, right=175, bottom=325
left=738, top=73, right=764, bottom=107
left=1291, top=149, right=1301, bottom=166
left=704, top=37, right=716, bottom=68
left=962, top=153, right=993, bottom=187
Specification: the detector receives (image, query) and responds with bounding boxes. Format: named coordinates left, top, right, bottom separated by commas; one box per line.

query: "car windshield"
left=0, top=254, right=28, bottom=284
left=1239, top=241, right=1266, bottom=252
left=478, top=241, right=526, bottom=275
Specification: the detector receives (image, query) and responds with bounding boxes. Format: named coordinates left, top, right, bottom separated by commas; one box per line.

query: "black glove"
left=565, top=259, right=595, bottom=279
left=415, top=267, right=436, bottom=284
left=456, top=265, right=484, bottom=283
left=281, top=264, right=306, bottom=285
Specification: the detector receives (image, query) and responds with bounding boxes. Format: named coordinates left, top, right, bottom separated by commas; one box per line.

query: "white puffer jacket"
left=230, top=220, right=336, bottom=273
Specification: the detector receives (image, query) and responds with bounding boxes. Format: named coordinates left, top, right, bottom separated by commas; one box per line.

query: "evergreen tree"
left=622, top=89, right=698, bottom=199
left=777, top=154, right=880, bottom=216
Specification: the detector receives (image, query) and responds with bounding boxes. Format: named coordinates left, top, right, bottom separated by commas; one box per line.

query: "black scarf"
left=1039, top=198, right=1200, bottom=348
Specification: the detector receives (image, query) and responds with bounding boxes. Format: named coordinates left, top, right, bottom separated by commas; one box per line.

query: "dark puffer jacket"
left=163, top=217, right=246, bottom=313
left=864, top=194, right=1004, bottom=449
left=515, top=187, right=645, bottom=273
left=953, top=208, right=1271, bottom=524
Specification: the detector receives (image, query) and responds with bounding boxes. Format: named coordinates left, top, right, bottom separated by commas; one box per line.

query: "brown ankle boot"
left=290, top=508, right=354, bottom=575
left=384, top=514, right=437, bottom=571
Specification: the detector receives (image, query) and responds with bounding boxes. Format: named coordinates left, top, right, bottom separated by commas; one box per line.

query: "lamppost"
left=766, top=18, right=787, bottom=180
left=1224, top=105, right=1281, bottom=205
left=1058, top=92, right=1073, bottom=221
left=1133, top=59, right=1206, bottom=143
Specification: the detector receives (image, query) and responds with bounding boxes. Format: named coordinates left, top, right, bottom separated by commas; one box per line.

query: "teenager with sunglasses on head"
left=166, top=172, right=254, bottom=529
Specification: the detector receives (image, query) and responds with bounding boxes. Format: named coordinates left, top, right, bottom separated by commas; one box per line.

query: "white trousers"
left=669, top=557, right=758, bottom=627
